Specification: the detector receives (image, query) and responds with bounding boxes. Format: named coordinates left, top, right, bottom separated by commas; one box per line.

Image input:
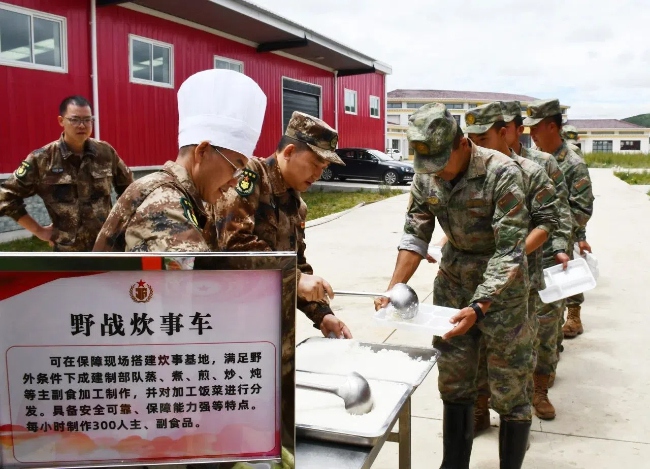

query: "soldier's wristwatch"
left=469, top=302, right=485, bottom=323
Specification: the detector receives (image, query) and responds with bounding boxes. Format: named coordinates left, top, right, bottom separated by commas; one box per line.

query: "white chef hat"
left=177, top=69, right=267, bottom=156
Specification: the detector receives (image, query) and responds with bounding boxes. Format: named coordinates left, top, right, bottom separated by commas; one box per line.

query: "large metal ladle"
left=296, top=371, right=374, bottom=415
left=333, top=282, right=420, bottom=319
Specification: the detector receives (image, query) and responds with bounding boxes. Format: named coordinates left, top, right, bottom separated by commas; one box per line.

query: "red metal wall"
left=337, top=73, right=386, bottom=151
left=0, top=0, right=91, bottom=174
left=95, top=5, right=336, bottom=166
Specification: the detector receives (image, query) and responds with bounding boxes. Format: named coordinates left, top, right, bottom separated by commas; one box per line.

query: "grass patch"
left=614, top=170, right=650, bottom=185
left=0, top=236, right=51, bottom=252
left=302, top=189, right=404, bottom=220
left=585, top=152, right=650, bottom=168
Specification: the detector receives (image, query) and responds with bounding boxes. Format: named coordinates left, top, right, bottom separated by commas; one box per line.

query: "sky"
left=251, top=0, right=650, bottom=119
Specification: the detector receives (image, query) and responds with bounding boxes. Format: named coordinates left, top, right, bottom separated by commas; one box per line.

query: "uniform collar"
left=465, top=142, right=488, bottom=179
left=162, top=161, right=205, bottom=213
left=265, top=155, right=293, bottom=196
left=553, top=142, right=569, bottom=162
left=58, top=134, right=98, bottom=159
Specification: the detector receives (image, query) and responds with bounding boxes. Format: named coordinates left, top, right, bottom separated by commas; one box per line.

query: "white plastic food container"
left=573, top=243, right=600, bottom=280
left=538, top=257, right=597, bottom=303
left=427, top=244, right=443, bottom=263
left=373, top=303, right=458, bottom=336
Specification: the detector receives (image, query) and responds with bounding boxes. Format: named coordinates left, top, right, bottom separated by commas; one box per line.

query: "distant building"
left=566, top=119, right=650, bottom=154
left=386, top=89, right=569, bottom=157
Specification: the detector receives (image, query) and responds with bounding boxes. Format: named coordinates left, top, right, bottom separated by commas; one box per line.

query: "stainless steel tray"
left=296, top=372, right=413, bottom=447
left=296, top=337, right=440, bottom=389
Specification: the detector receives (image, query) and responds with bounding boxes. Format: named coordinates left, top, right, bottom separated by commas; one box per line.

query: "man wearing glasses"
left=210, top=112, right=352, bottom=339
left=0, top=96, right=133, bottom=251
left=94, top=69, right=266, bottom=252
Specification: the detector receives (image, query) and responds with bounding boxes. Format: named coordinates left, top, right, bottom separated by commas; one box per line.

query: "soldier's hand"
left=374, top=296, right=390, bottom=311
left=442, top=307, right=477, bottom=340
left=320, top=314, right=352, bottom=339
left=36, top=224, right=54, bottom=246
left=425, top=254, right=438, bottom=264
left=578, top=240, right=592, bottom=255
left=555, top=252, right=570, bottom=270
left=298, top=274, right=334, bottom=302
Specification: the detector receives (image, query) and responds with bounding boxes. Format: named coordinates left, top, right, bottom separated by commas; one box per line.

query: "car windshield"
left=367, top=149, right=394, bottom=161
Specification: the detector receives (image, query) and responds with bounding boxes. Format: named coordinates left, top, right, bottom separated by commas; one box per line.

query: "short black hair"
left=452, top=124, right=464, bottom=150
left=493, top=120, right=507, bottom=131
left=276, top=135, right=310, bottom=153
left=550, top=114, right=563, bottom=129
left=513, top=115, right=523, bottom=127
left=59, top=96, right=92, bottom=116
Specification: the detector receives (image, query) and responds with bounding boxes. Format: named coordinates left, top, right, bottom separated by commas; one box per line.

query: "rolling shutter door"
left=282, top=78, right=321, bottom=131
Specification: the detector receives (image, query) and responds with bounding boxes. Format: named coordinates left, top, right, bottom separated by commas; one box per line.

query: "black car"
left=321, top=148, right=415, bottom=185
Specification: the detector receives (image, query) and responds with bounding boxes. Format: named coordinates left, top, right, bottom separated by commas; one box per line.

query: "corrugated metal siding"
left=338, top=73, right=386, bottom=151
left=96, top=6, right=336, bottom=166
left=0, top=0, right=91, bottom=174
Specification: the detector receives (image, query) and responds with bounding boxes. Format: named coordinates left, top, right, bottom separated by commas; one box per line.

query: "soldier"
left=0, top=96, right=133, bottom=251
left=93, top=69, right=266, bottom=252
left=465, top=102, right=564, bottom=428
left=377, top=103, right=533, bottom=468
left=525, top=100, right=594, bottom=342
left=561, top=125, right=584, bottom=157
left=211, top=112, right=352, bottom=340
left=502, top=101, right=574, bottom=413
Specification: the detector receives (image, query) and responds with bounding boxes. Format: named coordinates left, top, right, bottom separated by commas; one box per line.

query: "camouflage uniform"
left=0, top=136, right=133, bottom=251
left=93, top=161, right=209, bottom=252
left=211, top=112, right=345, bottom=329
left=403, top=104, right=533, bottom=422
left=562, top=125, right=584, bottom=157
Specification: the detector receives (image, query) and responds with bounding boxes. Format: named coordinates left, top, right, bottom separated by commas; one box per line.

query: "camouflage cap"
left=500, top=100, right=522, bottom=123
left=561, top=124, right=579, bottom=143
left=464, top=102, right=505, bottom=134
left=523, top=99, right=562, bottom=126
left=407, top=103, right=458, bottom=174
left=285, top=111, right=344, bottom=165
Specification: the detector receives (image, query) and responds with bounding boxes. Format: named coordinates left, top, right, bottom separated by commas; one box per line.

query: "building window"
left=344, top=89, right=357, bottom=114
left=592, top=140, right=613, bottom=152
left=214, top=56, right=243, bottom=73
left=468, top=103, right=478, bottom=109
left=0, top=4, right=66, bottom=72
left=369, top=96, right=380, bottom=118
left=445, top=103, right=464, bottom=110
left=620, top=140, right=641, bottom=151
left=406, top=102, right=424, bottom=109
left=387, top=114, right=400, bottom=125
left=453, top=115, right=461, bottom=125
left=387, top=102, right=402, bottom=109
left=129, top=35, right=173, bottom=88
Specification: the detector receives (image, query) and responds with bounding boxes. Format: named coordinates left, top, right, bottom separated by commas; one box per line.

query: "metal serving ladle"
left=333, top=282, right=420, bottom=319
left=296, top=371, right=374, bottom=415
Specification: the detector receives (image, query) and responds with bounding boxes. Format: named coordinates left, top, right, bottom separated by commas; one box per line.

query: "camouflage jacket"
left=554, top=142, right=594, bottom=242
left=519, top=146, right=573, bottom=264
left=93, top=161, right=209, bottom=252
left=509, top=151, right=559, bottom=291
left=400, top=143, right=530, bottom=303
left=567, top=142, right=584, bottom=158
left=0, top=136, right=133, bottom=251
left=210, top=155, right=333, bottom=327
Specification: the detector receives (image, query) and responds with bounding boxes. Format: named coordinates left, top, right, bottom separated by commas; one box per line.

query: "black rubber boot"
left=499, top=419, right=531, bottom=469
left=439, top=402, right=474, bottom=469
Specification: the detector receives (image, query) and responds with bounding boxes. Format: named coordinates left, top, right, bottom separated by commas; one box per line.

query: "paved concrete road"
left=297, top=168, right=650, bottom=468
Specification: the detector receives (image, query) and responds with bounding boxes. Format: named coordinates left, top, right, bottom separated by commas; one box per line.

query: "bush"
left=584, top=152, right=650, bottom=168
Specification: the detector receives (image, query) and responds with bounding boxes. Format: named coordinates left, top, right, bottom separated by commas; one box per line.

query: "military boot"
left=563, top=305, right=584, bottom=338
left=548, top=371, right=556, bottom=388
left=499, top=419, right=531, bottom=469
left=473, top=394, right=491, bottom=437
left=439, top=402, right=473, bottom=469
left=532, top=373, right=556, bottom=420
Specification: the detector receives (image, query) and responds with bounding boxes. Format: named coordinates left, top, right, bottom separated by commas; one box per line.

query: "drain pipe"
left=334, top=70, right=338, bottom=131
left=90, top=0, right=100, bottom=139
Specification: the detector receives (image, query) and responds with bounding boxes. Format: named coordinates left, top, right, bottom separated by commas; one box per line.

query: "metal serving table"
left=295, top=340, right=440, bottom=469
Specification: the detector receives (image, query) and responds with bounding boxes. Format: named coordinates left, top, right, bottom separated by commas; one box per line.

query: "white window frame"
left=369, top=95, right=380, bottom=119
left=129, top=34, right=174, bottom=89
left=0, top=2, right=67, bottom=73
left=214, top=55, right=244, bottom=73
left=344, top=89, right=357, bottom=115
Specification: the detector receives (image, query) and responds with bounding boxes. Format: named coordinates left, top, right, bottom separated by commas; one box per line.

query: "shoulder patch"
left=180, top=197, right=199, bottom=229
left=535, top=187, right=554, bottom=205
left=235, top=168, right=259, bottom=197
left=14, top=161, right=32, bottom=179
left=497, top=191, right=522, bottom=214
left=550, top=169, right=564, bottom=184
left=573, top=177, right=591, bottom=194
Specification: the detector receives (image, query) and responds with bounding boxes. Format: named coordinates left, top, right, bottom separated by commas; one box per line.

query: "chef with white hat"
left=94, top=69, right=267, bottom=252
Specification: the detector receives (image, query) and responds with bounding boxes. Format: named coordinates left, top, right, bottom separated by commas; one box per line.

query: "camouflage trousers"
left=536, top=296, right=564, bottom=375
left=557, top=242, right=582, bottom=349
left=432, top=264, right=533, bottom=422
left=476, top=293, right=537, bottom=405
